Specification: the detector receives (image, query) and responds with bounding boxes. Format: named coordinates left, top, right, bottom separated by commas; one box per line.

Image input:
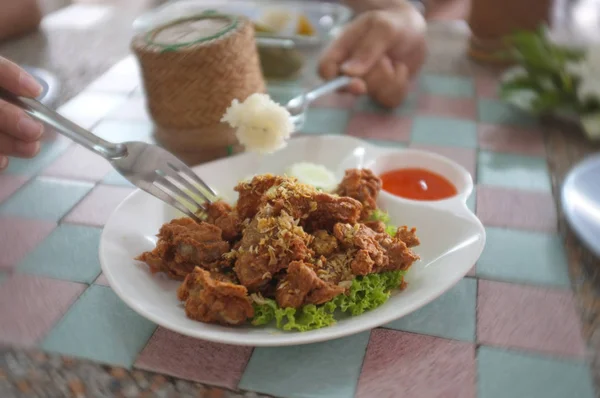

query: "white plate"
left=100, top=135, right=486, bottom=346
left=562, top=154, right=600, bottom=258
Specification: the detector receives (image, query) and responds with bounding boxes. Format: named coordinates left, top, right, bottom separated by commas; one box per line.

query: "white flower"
left=567, top=44, right=600, bottom=102
left=501, top=66, right=528, bottom=84
left=221, top=93, right=293, bottom=154
left=581, top=112, right=600, bottom=140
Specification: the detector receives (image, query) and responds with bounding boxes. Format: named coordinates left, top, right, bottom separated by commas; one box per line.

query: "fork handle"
left=305, top=76, right=353, bottom=103
left=0, top=87, right=127, bottom=159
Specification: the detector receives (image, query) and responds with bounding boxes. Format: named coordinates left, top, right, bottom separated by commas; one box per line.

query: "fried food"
left=235, top=174, right=287, bottom=221
left=206, top=201, right=241, bottom=241
left=233, top=207, right=313, bottom=291
left=261, top=177, right=363, bottom=231
left=137, top=168, right=421, bottom=328
left=136, top=218, right=230, bottom=280
left=275, top=261, right=344, bottom=309
left=177, top=267, right=254, bottom=326
left=336, top=169, right=382, bottom=219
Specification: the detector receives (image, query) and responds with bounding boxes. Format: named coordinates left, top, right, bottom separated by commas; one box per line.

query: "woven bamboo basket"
left=131, top=13, right=265, bottom=164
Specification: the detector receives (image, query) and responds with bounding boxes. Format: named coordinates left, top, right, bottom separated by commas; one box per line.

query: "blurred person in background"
left=0, top=0, right=448, bottom=166
left=320, top=0, right=430, bottom=108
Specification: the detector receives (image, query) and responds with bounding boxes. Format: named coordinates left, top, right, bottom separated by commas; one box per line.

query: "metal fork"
left=0, top=88, right=216, bottom=223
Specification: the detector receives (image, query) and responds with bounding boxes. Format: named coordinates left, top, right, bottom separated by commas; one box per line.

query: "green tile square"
left=92, top=120, right=155, bottom=144
left=478, top=98, right=538, bottom=127
left=477, top=227, right=570, bottom=288
left=420, top=74, right=475, bottom=98
left=385, top=278, right=476, bottom=341
left=4, top=141, right=70, bottom=176
left=467, top=186, right=476, bottom=213
left=301, top=108, right=351, bottom=135
left=367, top=140, right=406, bottom=149
left=355, top=92, right=417, bottom=115
left=239, top=332, right=370, bottom=398
left=41, top=285, right=157, bottom=367
left=478, top=151, right=552, bottom=192
left=0, top=272, right=6, bottom=285
left=478, top=346, right=594, bottom=398
left=0, top=177, right=93, bottom=221
left=266, top=83, right=304, bottom=106
left=18, top=225, right=102, bottom=284
left=102, top=170, right=133, bottom=187
left=410, top=116, right=477, bottom=148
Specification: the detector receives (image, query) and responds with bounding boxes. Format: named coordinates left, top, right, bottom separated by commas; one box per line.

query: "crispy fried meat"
left=260, top=178, right=363, bottom=232
left=310, top=230, right=339, bottom=257
left=336, top=168, right=382, bottom=219
left=136, top=218, right=230, bottom=279
left=177, top=267, right=253, bottom=326
left=275, top=261, right=345, bottom=309
left=205, top=201, right=241, bottom=241
left=233, top=207, right=313, bottom=291
left=234, top=174, right=287, bottom=221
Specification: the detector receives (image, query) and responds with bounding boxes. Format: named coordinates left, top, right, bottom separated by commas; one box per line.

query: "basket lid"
left=146, top=13, right=238, bottom=50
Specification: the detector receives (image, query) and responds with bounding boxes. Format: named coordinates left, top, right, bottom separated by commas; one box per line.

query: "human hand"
left=0, top=56, right=43, bottom=170
left=319, top=4, right=427, bottom=108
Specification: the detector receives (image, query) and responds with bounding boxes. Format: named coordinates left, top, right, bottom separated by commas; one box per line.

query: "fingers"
left=0, top=56, right=42, bottom=98
left=0, top=97, right=43, bottom=162
left=340, top=19, right=396, bottom=77
left=0, top=99, right=43, bottom=142
left=318, top=18, right=368, bottom=80
left=364, top=58, right=410, bottom=109
left=0, top=132, right=41, bottom=158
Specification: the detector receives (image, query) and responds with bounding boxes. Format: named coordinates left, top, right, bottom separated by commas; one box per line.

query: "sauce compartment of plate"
left=366, top=150, right=474, bottom=207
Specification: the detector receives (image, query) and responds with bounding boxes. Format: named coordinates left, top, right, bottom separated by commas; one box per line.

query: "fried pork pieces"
left=136, top=170, right=420, bottom=326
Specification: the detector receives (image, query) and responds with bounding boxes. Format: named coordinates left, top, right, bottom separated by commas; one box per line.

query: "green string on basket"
left=144, top=13, right=239, bottom=53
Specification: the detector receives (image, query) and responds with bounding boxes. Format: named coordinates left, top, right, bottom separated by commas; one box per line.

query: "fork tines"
left=152, top=163, right=218, bottom=223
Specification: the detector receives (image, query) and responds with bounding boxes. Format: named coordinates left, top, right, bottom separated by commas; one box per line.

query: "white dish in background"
left=99, top=135, right=485, bottom=346
left=133, top=0, right=352, bottom=41
left=562, top=154, right=600, bottom=258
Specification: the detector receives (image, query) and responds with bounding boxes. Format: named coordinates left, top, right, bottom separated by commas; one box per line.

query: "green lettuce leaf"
left=251, top=269, right=406, bottom=331
left=251, top=297, right=337, bottom=331
left=334, top=270, right=405, bottom=316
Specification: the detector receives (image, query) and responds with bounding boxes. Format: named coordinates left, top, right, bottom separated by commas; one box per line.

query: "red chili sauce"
left=380, top=168, right=457, bottom=201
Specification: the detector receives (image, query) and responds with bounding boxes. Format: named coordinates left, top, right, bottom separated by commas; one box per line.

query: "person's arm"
left=0, top=0, right=42, bottom=42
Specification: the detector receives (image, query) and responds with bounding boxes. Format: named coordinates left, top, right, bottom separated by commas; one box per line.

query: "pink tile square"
left=417, top=95, right=477, bottom=119
left=135, top=327, right=252, bottom=389
left=311, top=92, right=357, bottom=108
left=0, top=274, right=85, bottom=347
left=478, top=280, right=586, bottom=357
left=0, top=175, right=28, bottom=204
left=356, top=329, right=475, bottom=398
left=94, top=273, right=110, bottom=286
left=64, top=185, right=134, bottom=227
left=409, top=144, right=476, bottom=177
left=347, top=113, right=412, bottom=142
left=0, top=217, right=56, bottom=270
left=478, top=124, right=546, bottom=157
left=475, top=75, right=500, bottom=99
left=476, top=185, right=557, bottom=232
left=42, top=145, right=112, bottom=181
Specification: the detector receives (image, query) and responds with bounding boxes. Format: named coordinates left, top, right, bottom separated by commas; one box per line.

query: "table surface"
left=1, top=3, right=600, bottom=398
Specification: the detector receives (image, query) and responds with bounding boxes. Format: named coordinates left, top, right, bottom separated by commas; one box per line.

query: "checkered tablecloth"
left=0, top=42, right=595, bottom=397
